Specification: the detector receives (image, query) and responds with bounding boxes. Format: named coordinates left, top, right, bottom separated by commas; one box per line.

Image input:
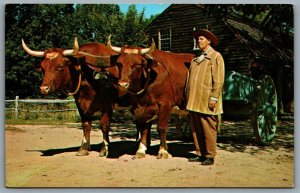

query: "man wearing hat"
left=186, top=29, right=225, bottom=165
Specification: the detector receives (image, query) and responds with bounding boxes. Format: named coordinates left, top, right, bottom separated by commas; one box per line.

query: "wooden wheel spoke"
left=265, top=119, right=275, bottom=140
left=258, top=115, right=265, bottom=134
left=259, top=116, right=274, bottom=142
left=252, top=75, right=277, bottom=145
left=173, top=114, right=190, bottom=139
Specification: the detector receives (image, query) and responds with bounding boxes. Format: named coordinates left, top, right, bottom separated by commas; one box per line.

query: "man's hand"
left=208, top=99, right=217, bottom=111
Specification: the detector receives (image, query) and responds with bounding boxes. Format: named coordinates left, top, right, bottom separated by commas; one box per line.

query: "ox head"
left=107, top=35, right=157, bottom=96
left=22, top=38, right=79, bottom=96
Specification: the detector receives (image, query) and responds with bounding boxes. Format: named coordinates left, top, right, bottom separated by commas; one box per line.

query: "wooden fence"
left=5, top=96, right=78, bottom=119
left=5, top=96, right=189, bottom=138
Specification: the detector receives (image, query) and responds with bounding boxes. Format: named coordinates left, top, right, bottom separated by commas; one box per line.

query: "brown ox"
left=108, top=35, right=195, bottom=158
left=22, top=38, right=123, bottom=157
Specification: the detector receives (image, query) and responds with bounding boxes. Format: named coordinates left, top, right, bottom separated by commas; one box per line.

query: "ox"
left=107, top=35, right=195, bottom=159
left=22, top=38, right=123, bottom=157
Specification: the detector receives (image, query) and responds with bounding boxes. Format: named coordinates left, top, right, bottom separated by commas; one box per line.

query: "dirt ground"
left=5, top=118, right=294, bottom=188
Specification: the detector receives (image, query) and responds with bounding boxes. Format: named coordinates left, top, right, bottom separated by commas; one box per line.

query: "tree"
left=5, top=4, right=155, bottom=99
left=118, top=5, right=149, bottom=46
left=72, top=4, right=123, bottom=43
left=5, top=4, right=75, bottom=99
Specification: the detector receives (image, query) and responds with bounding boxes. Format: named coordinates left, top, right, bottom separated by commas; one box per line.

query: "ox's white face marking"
left=123, top=48, right=139, bottom=54
left=45, top=52, right=59, bottom=60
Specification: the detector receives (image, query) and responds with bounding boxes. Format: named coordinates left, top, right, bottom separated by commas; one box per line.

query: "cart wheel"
left=252, top=75, right=278, bottom=145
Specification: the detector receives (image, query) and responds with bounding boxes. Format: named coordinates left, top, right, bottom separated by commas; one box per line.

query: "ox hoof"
left=157, top=149, right=172, bottom=159
left=99, top=149, right=108, bottom=157
left=135, top=152, right=146, bottom=158
left=99, top=142, right=109, bottom=157
left=76, top=149, right=89, bottom=156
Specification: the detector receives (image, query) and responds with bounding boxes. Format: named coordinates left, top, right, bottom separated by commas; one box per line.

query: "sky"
left=119, top=4, right=170, bottom=18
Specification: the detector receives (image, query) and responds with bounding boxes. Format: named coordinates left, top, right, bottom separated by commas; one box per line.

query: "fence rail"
left=5, top=99, right=75, bottom=103
left=5, top=96, right=78, bottom=119
left=5, top=96, right=187, bottom=120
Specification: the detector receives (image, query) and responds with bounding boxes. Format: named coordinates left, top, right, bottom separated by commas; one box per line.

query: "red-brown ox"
left=107, top=35, right=195, bottom=159
left=22, top=38, right=122, bottom=157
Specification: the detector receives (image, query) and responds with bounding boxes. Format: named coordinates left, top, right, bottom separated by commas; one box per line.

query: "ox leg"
left=147, top=123, right=152, bottom=150
left=135, top=122, right=149, bottom=158
left=157, top=107, right=172, bottom=159
left=76, top=121, right=91, bottom=156
left=99, top=112, right=111, bottom=157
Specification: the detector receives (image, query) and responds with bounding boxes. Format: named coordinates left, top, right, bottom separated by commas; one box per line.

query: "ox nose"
left=40, top=86, right=50, bottom=94
left=118, top=81, right=129, bottom=90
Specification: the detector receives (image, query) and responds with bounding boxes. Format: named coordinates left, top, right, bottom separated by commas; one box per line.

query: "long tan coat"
left=186, top=47, right=225, bottom=115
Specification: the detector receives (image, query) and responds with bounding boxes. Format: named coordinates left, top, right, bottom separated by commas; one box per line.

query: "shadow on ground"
left=28, top=117, right=294, bottom=158
left=30, top=140, right=195, bottom=159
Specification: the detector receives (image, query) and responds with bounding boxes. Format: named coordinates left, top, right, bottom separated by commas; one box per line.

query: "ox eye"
left=133, top=64, right=142, bottom=69
left=56, top=67, right=64, bottom=72
left=134, top=63, right=140, bottom=66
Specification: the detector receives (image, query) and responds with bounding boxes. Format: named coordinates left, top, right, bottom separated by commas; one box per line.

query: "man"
left=186, top=29, right=225, bottom=165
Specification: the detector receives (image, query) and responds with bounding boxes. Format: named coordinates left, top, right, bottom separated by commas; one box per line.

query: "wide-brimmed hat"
left=192, top=29, right=218, bottom=47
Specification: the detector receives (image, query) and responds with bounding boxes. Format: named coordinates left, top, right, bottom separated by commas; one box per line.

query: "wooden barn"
left=145, top=4, right=294, bottom=114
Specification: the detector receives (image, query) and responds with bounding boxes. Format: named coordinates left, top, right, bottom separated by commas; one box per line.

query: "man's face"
left=197, top=35, right=211, bottom=50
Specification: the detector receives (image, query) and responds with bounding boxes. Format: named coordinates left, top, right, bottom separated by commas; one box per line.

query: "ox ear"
left=110, top=55, right=119, bottom=67
left=143, top=57, right=158, bottom=81
left=65, top=55, right=84, bottom=69
left=144, top=54, right=158, bottom=68
left=146, top=58, right=159, bottom=68
left=144, top=58, right=159, bottom=79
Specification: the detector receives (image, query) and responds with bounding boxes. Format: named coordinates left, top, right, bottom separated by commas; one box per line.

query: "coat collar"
left=202, top=46, right=214, bottom=59
left=193, top=47, right=215, bottom=63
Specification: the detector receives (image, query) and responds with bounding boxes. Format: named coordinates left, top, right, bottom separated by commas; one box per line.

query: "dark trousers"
left=189, top=112, right=218, bottom=158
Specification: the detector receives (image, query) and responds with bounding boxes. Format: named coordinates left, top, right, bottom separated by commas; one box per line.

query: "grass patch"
left=5, top=125, right=25, bottom=132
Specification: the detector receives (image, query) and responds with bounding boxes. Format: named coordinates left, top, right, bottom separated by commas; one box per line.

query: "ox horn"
left=107, top=34, right=122, bottom=53
left=141, top=39, right=156, bottom=55
left=22, top=39, right=45, bottom=57
left=63, top=37, right=79, bottom=56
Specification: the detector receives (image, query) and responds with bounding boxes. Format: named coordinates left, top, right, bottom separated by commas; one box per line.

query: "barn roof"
left=224, top=17, right=293, bottom=67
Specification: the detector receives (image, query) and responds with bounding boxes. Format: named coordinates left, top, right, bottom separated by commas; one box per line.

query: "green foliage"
left=231, top=4, right=294, bottom=35
left=120, top=5, right=148, bottom=46
left=72, top=4, right=123, bottom=43
left=5, top=4, right=155, bottom=99
left=5, top=4, right=76, bottom=99
left=217, top=5, right=293, bottom=34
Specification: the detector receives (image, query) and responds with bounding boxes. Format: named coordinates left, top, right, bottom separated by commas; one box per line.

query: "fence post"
left=15, top=96, right=19, bottom=119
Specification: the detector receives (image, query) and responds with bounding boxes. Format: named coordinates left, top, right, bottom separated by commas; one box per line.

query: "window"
left=158, top=29, right=171, bottom=51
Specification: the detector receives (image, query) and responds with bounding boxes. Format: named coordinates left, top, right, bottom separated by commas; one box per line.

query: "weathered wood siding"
left=146, top=4, right=294, bottom=113
left=146, top=4, right=253, bottom=75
